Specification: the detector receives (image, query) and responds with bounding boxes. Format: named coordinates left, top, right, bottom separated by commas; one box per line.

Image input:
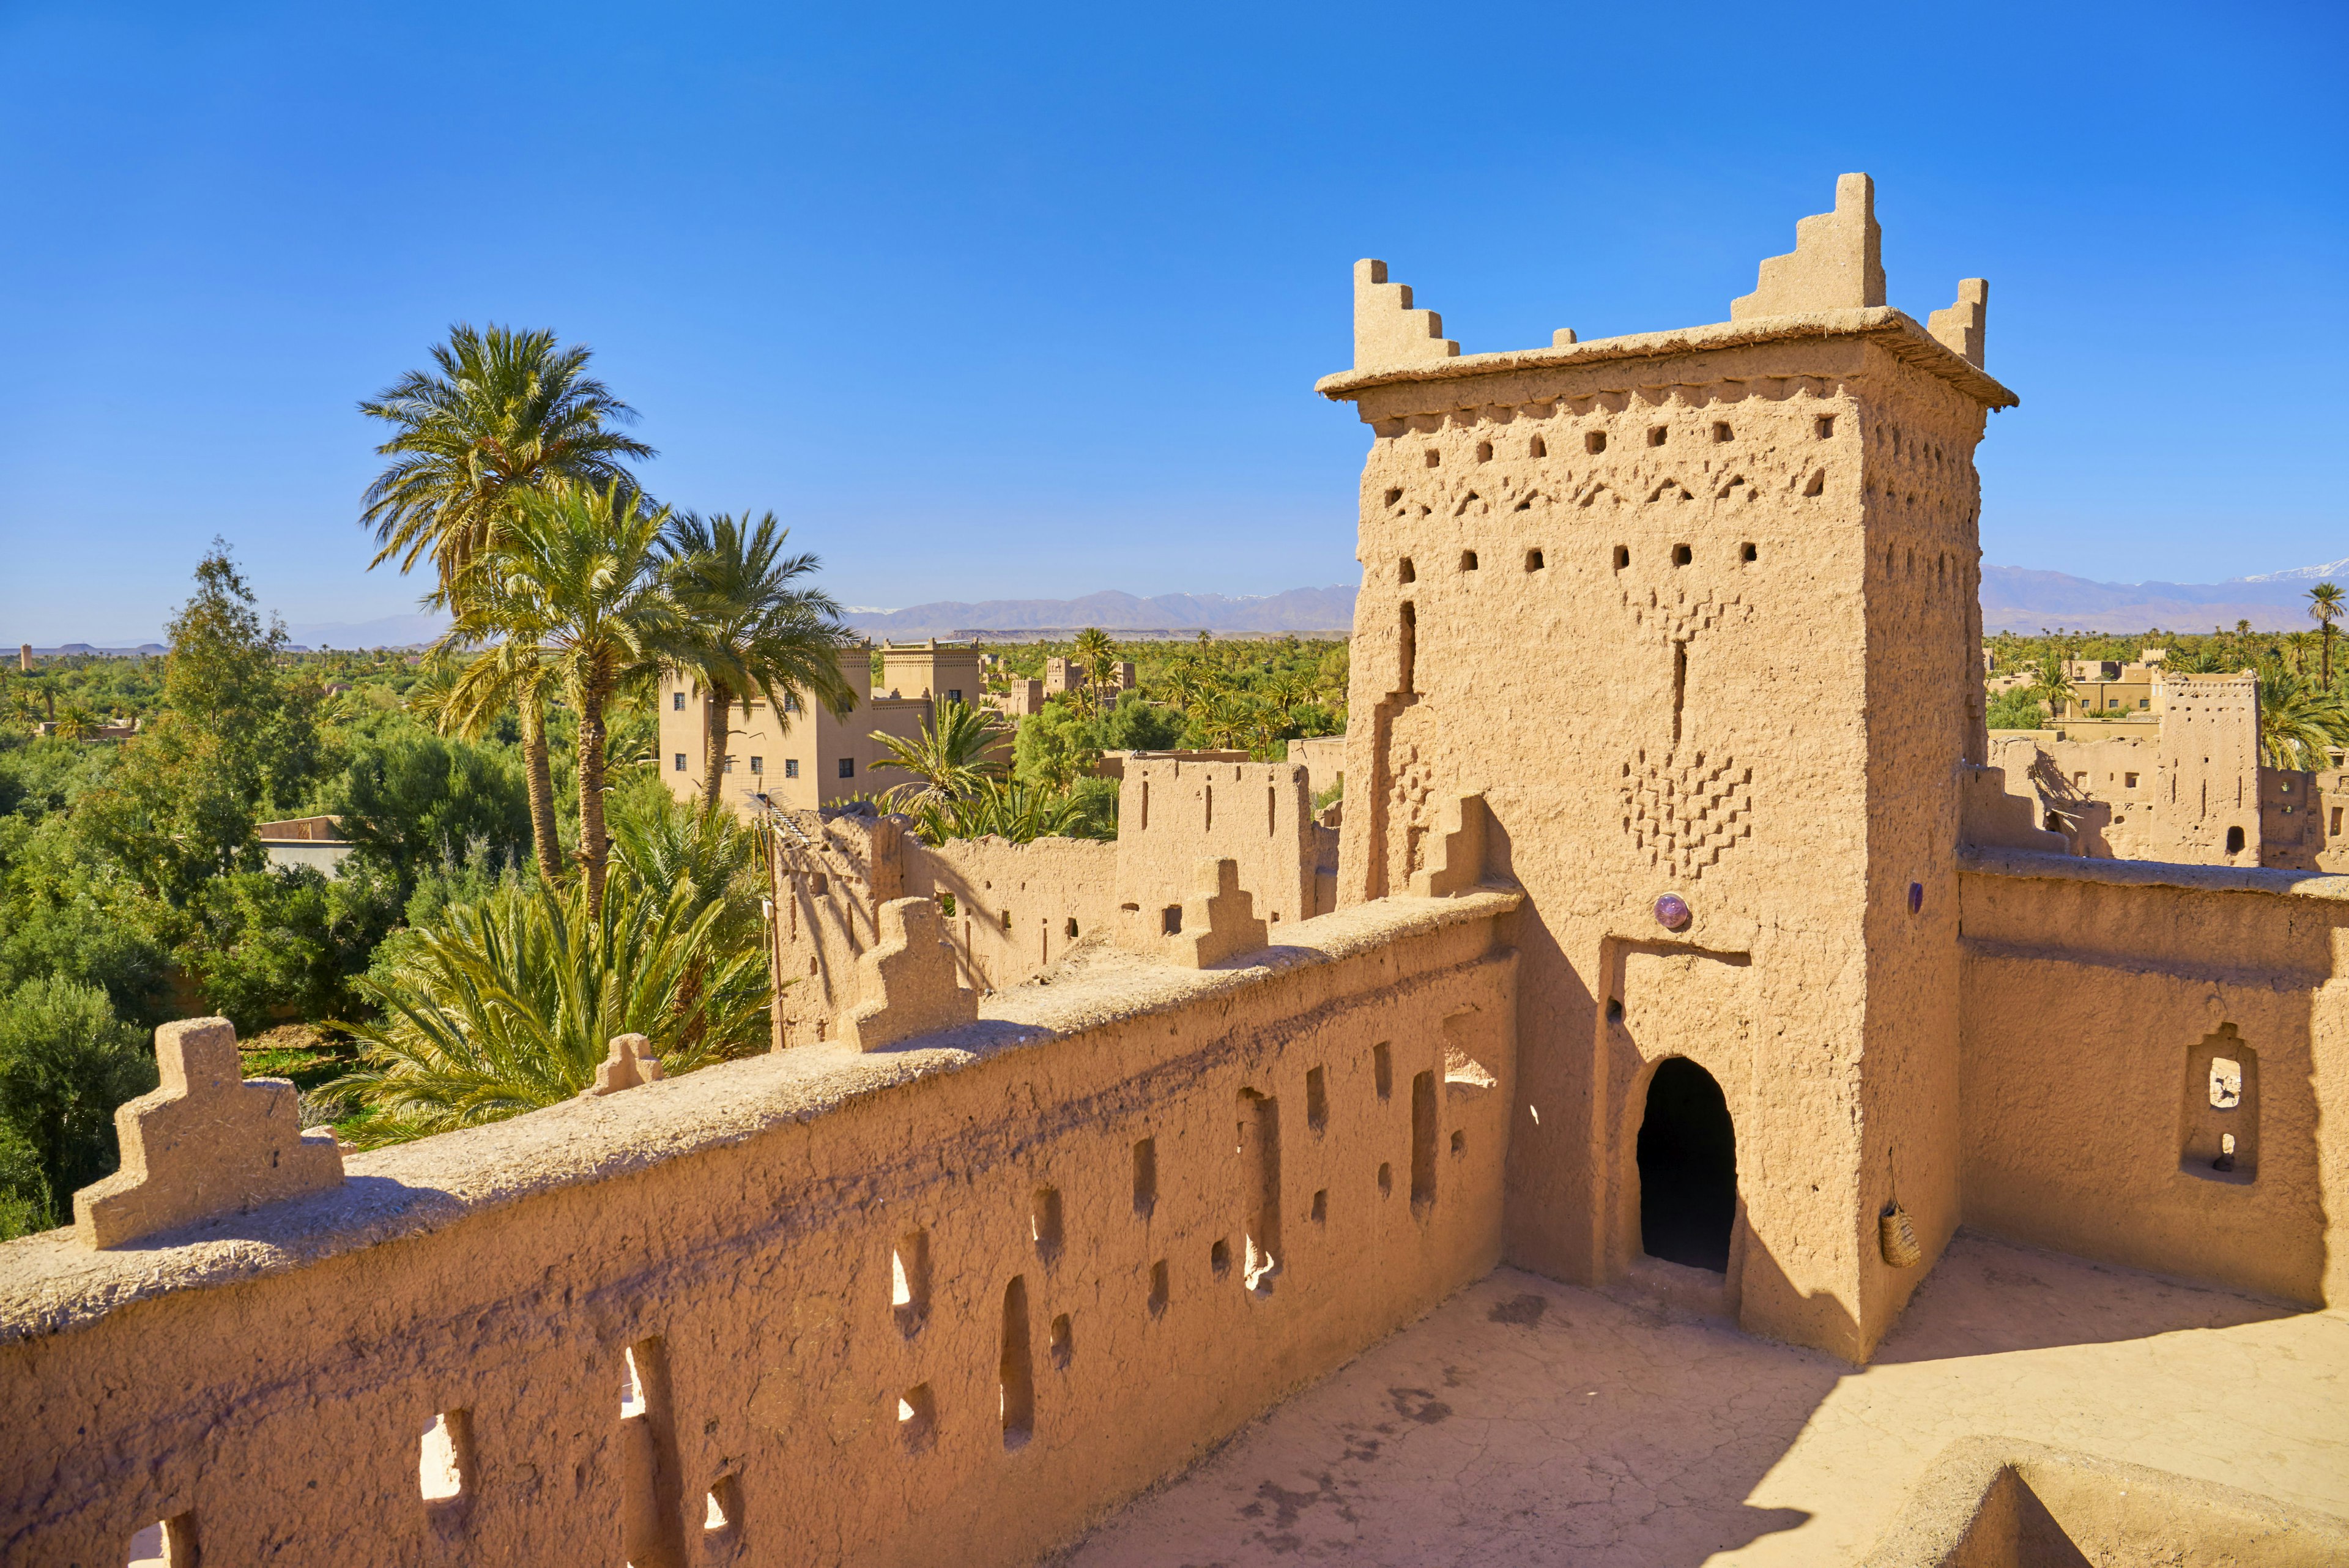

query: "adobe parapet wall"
left=1315, top=308, right=2017, bottom=412
left=0, top=889, right=1520, bottom=1567
left=1955, top=849, right=2349, bottom=1307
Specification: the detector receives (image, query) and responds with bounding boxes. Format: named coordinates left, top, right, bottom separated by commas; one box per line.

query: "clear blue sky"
left=2, top=1, right=2342, bottom=644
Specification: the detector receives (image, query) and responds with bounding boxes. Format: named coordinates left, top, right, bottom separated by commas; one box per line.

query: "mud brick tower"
left=1323, top=174, right=2015, bottom=1358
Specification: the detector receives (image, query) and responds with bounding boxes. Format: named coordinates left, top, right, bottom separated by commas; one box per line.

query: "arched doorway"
left=1636, top=1058, right=1736, bottom=1272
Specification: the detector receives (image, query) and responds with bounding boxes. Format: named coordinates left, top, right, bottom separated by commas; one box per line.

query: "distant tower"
left=17, top=644, right=29, bottom=672
left=1321, top=174, right=2013, bottom=1361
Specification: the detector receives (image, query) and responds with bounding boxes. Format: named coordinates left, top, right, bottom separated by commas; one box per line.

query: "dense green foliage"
left=0, top=976, right=158, bottom=1235
left=329, top=792, right=770, bottom=1143
left=988, top=633, right=1346, bottom=755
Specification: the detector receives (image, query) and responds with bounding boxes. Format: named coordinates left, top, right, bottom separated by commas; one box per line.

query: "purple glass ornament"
left=1908, top=882, right=1923, bottom=914
left=1653, top=893, right=1691, bottom=931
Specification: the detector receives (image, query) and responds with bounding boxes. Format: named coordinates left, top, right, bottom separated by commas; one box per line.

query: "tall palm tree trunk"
left=520, top=697, right=562, bottom=883
left=2325, top=625, right=2336, bottom=691
left=700, top=685, right=734, bottom=820
left=576, top=667, right=613, bottom=915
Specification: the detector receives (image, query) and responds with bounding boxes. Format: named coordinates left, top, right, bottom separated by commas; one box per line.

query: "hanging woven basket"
left=1879, top=1203, right=1922, bottom=1269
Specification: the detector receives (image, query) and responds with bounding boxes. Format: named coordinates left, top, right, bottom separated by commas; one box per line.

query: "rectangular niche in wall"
left=2180, top=1024, right=2257, bottom=1183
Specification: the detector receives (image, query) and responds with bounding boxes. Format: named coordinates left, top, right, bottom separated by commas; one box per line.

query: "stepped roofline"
left=1316, top=305, right=2017, bottom=409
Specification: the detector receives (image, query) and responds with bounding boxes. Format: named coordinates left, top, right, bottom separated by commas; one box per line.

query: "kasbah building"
left=6, top=176, right=2347, bottom=1566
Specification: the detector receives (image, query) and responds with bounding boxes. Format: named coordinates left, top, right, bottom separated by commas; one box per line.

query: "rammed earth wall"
left=0, top=892, right=1518, bottom=1567
left=1955, top=850, right=2349, bottom=1306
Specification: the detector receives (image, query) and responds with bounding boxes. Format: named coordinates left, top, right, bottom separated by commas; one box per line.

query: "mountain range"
left=844, top=586, right=1359, bottom=639
left=18, top=559, right=2349, bottom=652
left=1979, top=560, right=2349, bottom=634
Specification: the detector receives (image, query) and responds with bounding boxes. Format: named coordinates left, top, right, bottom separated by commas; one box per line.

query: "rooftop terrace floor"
left=1058, top=1233, right=2348, bottom=1567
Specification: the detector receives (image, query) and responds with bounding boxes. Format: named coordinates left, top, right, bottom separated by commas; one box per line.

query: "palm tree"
left=413, top=634, right=565, bottom=882
left=872, top=701, right=1008, bottom=807
left=658, top=512, right=857, bottom=818
left=1072, top=627, right=1116, bottom=716
left=2284, top=630, right=2312, bottom=676
left=903, top=775, right=1094, bottom=846
left=2308, top=582, right=2343, bottom=690
left=2255, top=665, right=2349, bottom=770
left=1195, top=689, right=1254, bottom=749
left=358, top=324, right=654, bottom=588
left=2028, top=657, right=2076, bottom=723
left=52, top=704, right=97, bottom=741
left=1266, top=671, right=1312, bottom=727
left=463, top=481, right=679, bottom=913
left=329, top=867, right=770, bottom=1143
left=1162, top=661, right=1211, bottom=717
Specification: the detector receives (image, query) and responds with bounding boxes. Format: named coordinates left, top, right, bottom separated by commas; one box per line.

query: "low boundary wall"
left=0, top=892, right=1519, bottom=1567
left=1956, top=850, right=2349, bottom=1306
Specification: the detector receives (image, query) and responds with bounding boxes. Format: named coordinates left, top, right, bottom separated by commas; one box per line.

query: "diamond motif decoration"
left=1620, top=747, right=1753, bottom=881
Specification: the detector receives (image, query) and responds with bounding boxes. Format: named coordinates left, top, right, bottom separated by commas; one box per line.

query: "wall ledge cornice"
left=1316, top=307, right=2018, bottom=411
left=1959, top=847, right=2349, bottom=901
left=0, top=886, right=1521, bottom=1345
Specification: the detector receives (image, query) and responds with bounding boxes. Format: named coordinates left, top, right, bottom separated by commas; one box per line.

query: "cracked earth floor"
left=1054, top=1233, right=2349, bottom=1566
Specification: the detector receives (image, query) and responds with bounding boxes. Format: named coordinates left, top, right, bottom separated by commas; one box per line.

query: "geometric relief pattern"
left=1619, top=746, right=1753, bottom=882
left=1619, top=586, right=1750, bottom=642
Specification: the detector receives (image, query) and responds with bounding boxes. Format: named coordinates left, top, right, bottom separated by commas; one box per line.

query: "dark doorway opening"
left=1637, top=1058, right=1736, bottom=1272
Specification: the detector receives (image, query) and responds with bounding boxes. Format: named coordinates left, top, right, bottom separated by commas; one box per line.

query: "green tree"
left=2027, top=658, right=2076, bottom=723
left=51, top=704, right=97, bottom=741
left=1099, top=690, right=1184, bottom=751
left=1014, top=704, right=1101, bottom=792
left=1986, top=685, right=2045, bottom=731
left=1072, top=627, right=1116, bottom=716
left=412, top=628, right=566, bottom=882
left=2256, top=664, right=2349, bottom=770
left=330, top=868, right=770, bottom=1142
left=144, top=541, right=322, bottom=819
left=358, top=324, right=655, bottom=587
left=903, top=775, right=1103, bottom=846
left=459, top=481, right=679, bottom=913
left=874, top=700, right=1009, bottom=807
left=183, top=865, right=401, bottom=1035
left=325, top=730, right=533, bottom=904
left=2308, top=582, right=2343, bottom=690
left=0, top=976, right=158, bottom=1227
left=659, top=511, right=856, bottom=819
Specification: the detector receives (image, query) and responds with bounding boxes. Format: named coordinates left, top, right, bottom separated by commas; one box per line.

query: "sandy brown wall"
left=909, top=833, right=1122, bottom=990
left=1330, top=333, right=1987, bottom=1360
left=0, top=897, right=1517, bottom=1568
left=1956, top=853, right=2349, bottom=1305
left=1856, top=359, right=1992, bottom=1348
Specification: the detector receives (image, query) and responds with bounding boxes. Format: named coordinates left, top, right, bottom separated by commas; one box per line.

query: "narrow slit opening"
left=999, top=1277, right=1035, bottom=1449
left=1410, top=1071, right=1438, bottom=1209
left=1133, top=1137, right=1157, bottom=1216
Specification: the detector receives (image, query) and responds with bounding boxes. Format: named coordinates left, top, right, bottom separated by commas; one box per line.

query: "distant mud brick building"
left=659, top=641, right=968, bottom=816
left=7, top=175, right=2349, bottom=1567
left=1990, top=667, right=2345, bottom=868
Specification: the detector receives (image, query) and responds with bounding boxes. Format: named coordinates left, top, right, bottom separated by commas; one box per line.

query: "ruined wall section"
left=905, top=834, right=1121, bottom=993
left=1112, top=760, right=1316, bottom=943
left=768, top=809, right=911, bottom=1047
left=770, top=765, right=1323, bottom=1046
left=1956, top=852, right=2349, bottom=1307
left=1855, top=344, right=1997, bottom=1338
left=1330, top=333, right=1918, bottom=1358
left=0, top=895, right=1520, bottom=1568
left=2149, top=673, right=2262, bottom=865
